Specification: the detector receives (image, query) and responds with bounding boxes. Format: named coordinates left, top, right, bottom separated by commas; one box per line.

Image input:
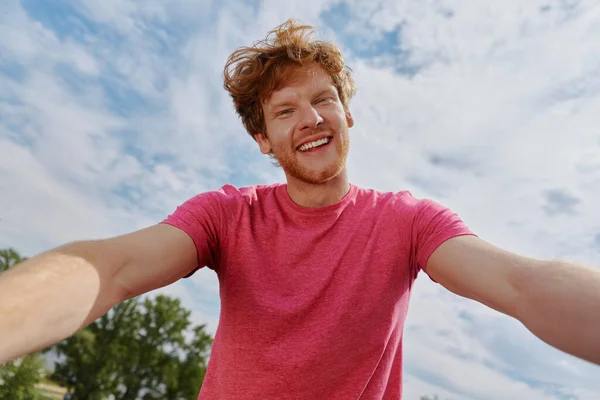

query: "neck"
left=284, top=168, right=350, bottom=208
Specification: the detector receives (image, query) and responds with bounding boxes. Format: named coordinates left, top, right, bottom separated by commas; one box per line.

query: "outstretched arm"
left=426, top=235, right=600, bottom=365
left=0, top=224, right=198, bottom=364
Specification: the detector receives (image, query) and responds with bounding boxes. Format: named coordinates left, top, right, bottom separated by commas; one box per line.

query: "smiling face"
left=255, top=64, right=354, bottom=185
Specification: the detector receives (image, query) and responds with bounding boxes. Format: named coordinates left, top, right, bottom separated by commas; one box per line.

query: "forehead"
left=265, top=65, right=335, bottom=105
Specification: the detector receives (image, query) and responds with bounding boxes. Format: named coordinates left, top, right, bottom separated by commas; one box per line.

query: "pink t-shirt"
left=162, top=183, right=474, bottom=399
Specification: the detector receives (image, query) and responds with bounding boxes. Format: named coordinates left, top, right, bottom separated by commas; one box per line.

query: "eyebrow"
left=270, top=100, right=295, bottom=110
left=314, top=88, right=337, bottom=98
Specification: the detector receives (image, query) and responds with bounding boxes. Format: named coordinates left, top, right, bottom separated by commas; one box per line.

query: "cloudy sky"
left=1, top=0, right=600, bottom=399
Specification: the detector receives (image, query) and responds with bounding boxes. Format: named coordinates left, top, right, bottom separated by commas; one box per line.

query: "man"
left=1, top=19, right=599, bottom=399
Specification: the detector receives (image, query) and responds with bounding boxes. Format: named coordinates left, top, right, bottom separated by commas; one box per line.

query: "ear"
left=345, top=110, right=354, bottom=128
left=255, top=133, right=272, bottom=154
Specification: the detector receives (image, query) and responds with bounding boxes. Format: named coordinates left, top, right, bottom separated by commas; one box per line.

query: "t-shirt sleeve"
left=161, top=189, right=230, bottom=274
left=410, top=198, right=476, bottom=278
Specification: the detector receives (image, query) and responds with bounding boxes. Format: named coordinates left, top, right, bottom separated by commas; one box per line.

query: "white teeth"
left=299, top=137, right=330, bottom=152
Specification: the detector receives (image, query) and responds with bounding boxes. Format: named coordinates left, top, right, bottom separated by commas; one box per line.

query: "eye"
left=276, top=109, right=294, bottom=117
left=315, top=97, right=333, bottom=105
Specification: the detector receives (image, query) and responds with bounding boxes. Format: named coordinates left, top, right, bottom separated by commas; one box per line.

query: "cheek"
left=277, top=126, right=296, bottom=146
left=270, top=134, right=292, bottom=152
left=269, top=119, right=294, bottom=136
left=327, top=108, right=347, bottom=124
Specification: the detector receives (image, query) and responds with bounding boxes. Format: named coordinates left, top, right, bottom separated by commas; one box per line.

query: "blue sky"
left=1, top=0, right=600, bottom=399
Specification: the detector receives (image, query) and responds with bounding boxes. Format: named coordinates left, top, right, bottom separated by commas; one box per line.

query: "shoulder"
left=217, top=183, right=282, bottom=207
left=164, top=183, right=283, bottom=229
left=352, top=185, right=456, bottom=225
left=353, top=185, right=425, bottom=211
left=231, top=182, right=282, bottom=198
left=177, top=183, right=283, bottom=212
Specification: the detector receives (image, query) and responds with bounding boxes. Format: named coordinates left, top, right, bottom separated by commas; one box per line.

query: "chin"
left=275, top=143, right=349, bottom=185
left=287, top=161, right=346, bottom=185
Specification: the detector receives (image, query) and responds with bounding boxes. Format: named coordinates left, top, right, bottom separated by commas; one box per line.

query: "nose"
left=298, top=104, right=324, bottom=131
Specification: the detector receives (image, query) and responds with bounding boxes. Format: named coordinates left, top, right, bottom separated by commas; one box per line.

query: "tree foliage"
left=50, top=295, right=213, bottom=400
left=0, top=247, right=26, bottom=272
left=0, top=354, right=47, bottom=400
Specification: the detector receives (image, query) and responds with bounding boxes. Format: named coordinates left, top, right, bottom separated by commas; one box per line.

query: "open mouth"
left=297, top=136, right=333, bottom=152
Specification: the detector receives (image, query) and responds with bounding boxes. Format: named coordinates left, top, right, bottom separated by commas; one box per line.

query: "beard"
left=269, top=131, right=350, bottom=184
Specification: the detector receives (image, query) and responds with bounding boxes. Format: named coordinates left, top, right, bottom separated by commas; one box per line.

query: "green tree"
left=0, top=354, right=48, bottom=400
left=50, top=295, right=213, bottom=400
left=0, top=247, right=26, bottom=272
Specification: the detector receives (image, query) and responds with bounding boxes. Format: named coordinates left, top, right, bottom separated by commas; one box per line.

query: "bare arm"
left=0, top=223, right=198, bottom=364
left=426, top=235, right=600, bottom=365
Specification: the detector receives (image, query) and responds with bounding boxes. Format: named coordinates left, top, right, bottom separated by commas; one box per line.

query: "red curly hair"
left=223, top=19, right=356, bottom=139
